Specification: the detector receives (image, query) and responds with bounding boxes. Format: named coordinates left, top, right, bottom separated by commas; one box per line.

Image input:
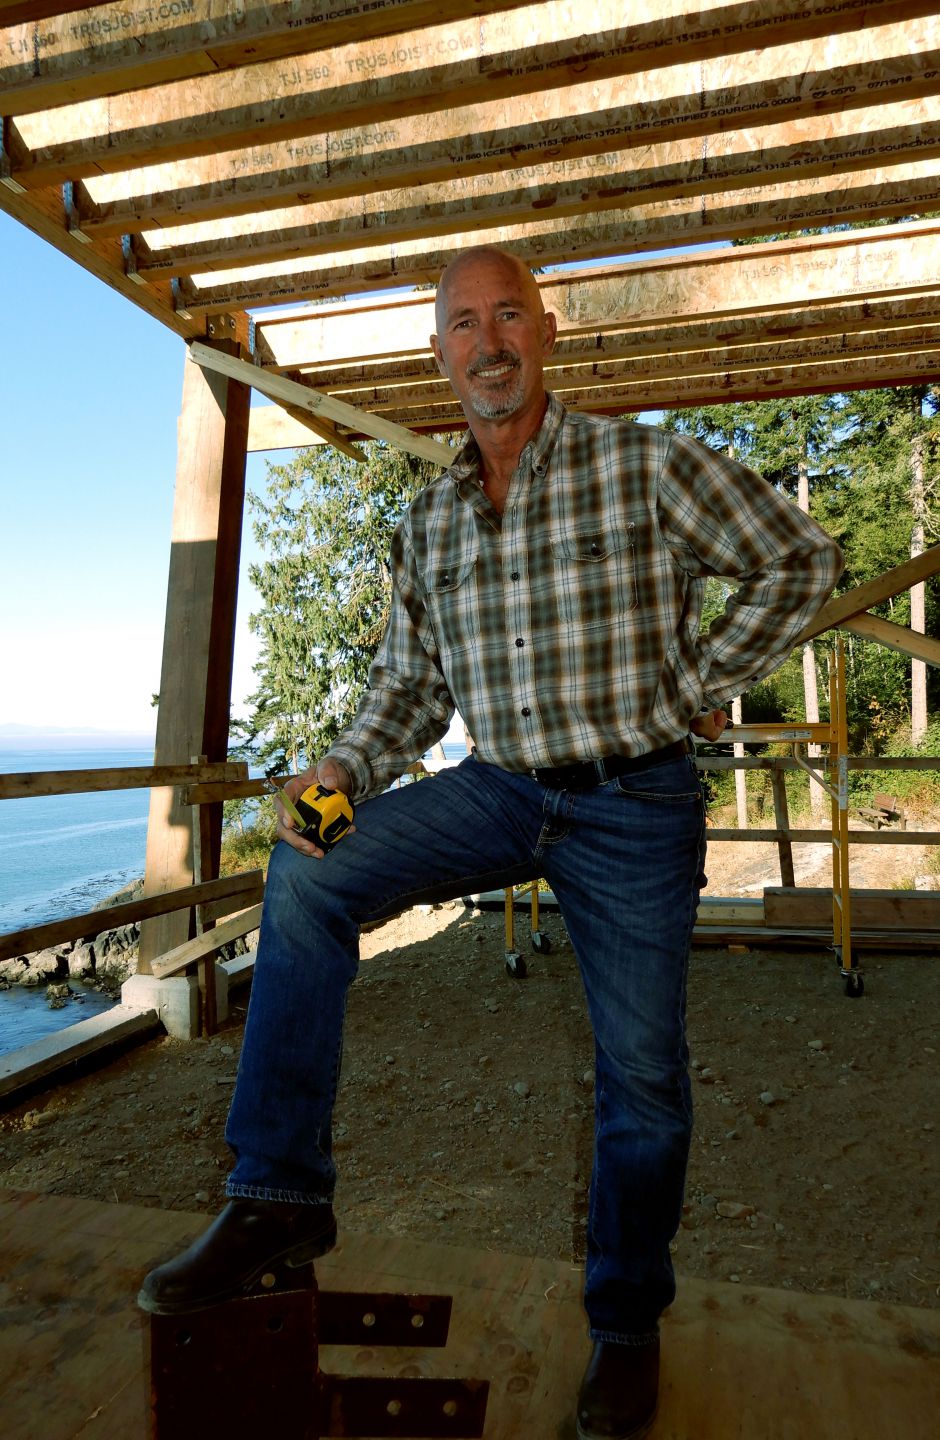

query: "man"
left=140, top=247, right=842, bottom=1439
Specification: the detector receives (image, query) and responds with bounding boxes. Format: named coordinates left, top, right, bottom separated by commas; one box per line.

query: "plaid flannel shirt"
left=329, top=395, right=843, bottom=800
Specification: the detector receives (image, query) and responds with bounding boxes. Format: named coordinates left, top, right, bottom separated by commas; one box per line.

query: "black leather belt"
left=530, top=738, right=691, bottom=790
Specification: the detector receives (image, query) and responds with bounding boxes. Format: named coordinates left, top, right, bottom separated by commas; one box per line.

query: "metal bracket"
left=171, top=275, right=198, bottom=319
left=121, top=232, right=150, bottom=286
left=62, top=180, right=93, bottom=244
left=149, top=1263, right=489, bottom=1439
left=205, top=312, right=238, bottom=340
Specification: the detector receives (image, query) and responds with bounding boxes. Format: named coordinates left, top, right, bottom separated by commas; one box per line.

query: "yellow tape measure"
left=268, top=779, right=355, bottom=851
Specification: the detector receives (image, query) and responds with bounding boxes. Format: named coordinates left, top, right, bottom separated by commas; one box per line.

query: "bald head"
left=434, top=246, right=545, bottom=332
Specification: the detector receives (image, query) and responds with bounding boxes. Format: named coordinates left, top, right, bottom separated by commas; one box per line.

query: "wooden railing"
left=0, top=762, right=264, bottom=1032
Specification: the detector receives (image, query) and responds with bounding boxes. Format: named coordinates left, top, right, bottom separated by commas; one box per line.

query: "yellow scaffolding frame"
left=500, top=642, right=865, bottom=993
left=704, top=640, right=863, bottom=995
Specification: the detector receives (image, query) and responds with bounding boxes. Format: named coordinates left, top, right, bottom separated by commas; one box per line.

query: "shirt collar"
left=448, top=392, right=568, bottom=495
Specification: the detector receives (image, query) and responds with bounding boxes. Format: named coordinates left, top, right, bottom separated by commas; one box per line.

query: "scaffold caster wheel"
left=505, top=951, right=527, bottom=980
left=531, top=931, right=551, bottom=954
left=844, top=971, right=865, bottom=998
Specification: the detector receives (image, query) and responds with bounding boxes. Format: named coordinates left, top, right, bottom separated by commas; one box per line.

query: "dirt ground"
left=0, top=824, right=937, bottom=1316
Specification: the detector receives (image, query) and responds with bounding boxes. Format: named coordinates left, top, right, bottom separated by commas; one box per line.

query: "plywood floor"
left=1, top=1187, right=937, bottom=1439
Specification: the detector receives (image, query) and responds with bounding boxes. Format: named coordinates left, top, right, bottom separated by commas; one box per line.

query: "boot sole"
left=137, top=1223, right=337, bottom=1316
left=575, top=1408, right=656, bottom=1440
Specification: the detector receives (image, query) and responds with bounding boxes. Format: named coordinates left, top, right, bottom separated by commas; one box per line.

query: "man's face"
left=430, top=252, right=556, bottom=425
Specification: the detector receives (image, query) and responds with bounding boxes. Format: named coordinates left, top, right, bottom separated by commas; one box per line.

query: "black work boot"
left=137, top=1198, right=337, bottom=1315
left=576, top=1336, right=660, bottom=1440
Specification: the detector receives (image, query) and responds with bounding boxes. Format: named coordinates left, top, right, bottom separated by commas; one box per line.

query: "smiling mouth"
left=470, top=360, right=518, bottom=381
left=466, top=354, right=518, bottom=383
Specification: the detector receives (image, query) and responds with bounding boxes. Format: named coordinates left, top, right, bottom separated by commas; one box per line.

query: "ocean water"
left=0, top=745, right=154, bottom=936
left=0, top=743, right=153, bottom=1057
left=0, top=738, right=470, bottom=1058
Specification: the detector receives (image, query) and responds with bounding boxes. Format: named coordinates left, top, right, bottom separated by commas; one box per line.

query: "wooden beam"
left=243, top=348, right=938, bottom=443
left=138, top=338, right=250, bottom=969
left=249, top=406, right=332, bottom=453
left=0, top=1007, right=162, bottom=1101
left=318, top=348, right=940, bottom=423
left=0, top=0, right=536, bottom=114
left=332, top=327, right=938, bottom=411
left=190, top=341, right=454, bottom=466
left=150, top=903, right=264, bottom=980
left=0, top=872, right=264, bottom=964
left=0, top=178, right=200, bottom=339
left=278, top=401, right=367, bottom=463
left=0, top=761, right=246, bottom=801
left=134, top=138, right=940, bottom=274
left=0, top=1, right=81, bottom=23
left=255, top=223, right=940, bottom=369
left=179, top=170, right=940, bottom=312
left=77, top=103, right=940, bottom=238
left=839, top=612, right=940, bottom=667
left=14, top=22, right=940, bottom=185
left=246, top=350, right=939, bottom=450
left=764, top=887, right=940, bottom=930
left=795, top=546, right=940, bottom=642
left=279, top=295, right=940, bottom=387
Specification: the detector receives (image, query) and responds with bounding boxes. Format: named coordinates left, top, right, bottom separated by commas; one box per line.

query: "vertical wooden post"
left=770, top=762, right=796, bottom=888
left=138, top=343, right=250, bottom=972
left=191, top=753, right=219, bottom=1036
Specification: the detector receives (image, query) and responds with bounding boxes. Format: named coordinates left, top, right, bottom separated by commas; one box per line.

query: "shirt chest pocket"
left=549, top=524, right=638, bottom=627
left=423, top=555, right=481, bottom=653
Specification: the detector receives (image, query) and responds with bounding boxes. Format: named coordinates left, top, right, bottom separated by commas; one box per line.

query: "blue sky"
left=0, top=214, right=676, bottom=743
left=0, top=210, right=264, bottom=737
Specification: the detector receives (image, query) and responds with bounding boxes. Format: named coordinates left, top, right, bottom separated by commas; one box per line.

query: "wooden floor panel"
left=1, top=1187, right=937, bottom=1439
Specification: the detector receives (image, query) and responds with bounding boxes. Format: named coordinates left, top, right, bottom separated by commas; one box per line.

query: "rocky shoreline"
left=0, top=878, right=257, bottom=1008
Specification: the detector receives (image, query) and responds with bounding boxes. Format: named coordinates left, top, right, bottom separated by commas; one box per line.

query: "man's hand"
left=276, top=758, right=355, bottom=859
left=689, top=708, right=730, bottom=742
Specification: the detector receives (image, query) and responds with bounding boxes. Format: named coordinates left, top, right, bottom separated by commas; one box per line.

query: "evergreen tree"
left=235, top=440, right=447, bottom=773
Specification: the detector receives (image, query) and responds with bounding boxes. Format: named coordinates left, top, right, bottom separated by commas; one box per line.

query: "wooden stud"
left=795, top=545, right=940, bottom=643
left=0, top=760, right=246, bottom=801
left=190, top=341, right=454, bottom=465
left=839, top=611, right=940, bottom=668
left=150, top=904, right=264, bottom=981
left=770, top=768, right=796, bottom=889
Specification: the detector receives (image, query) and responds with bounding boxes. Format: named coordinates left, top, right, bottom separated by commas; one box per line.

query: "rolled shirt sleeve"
left=657, top=431, right=844, bottom=707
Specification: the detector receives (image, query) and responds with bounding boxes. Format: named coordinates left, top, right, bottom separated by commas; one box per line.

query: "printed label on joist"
left=4, top=0, right=932, bottom=118
left=12, top=15, right=937, bottom=183
left=254, top=224, right=940, bottom=368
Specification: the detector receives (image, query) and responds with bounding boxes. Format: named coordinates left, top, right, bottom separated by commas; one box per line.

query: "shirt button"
left=590, top=543, right=601, bottom=556
left=515, top=637, right=525, bottom=647
left=510, top=571, right=520, bottom=581
left=521, top=706, right=531, bottom=717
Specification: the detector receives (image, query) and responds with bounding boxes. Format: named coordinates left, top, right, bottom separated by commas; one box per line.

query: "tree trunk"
left=732, top=696, right=747, bottom=828
left=798, top=454, right=826, bottom=818
left=911, top=432, right=927, bottom=744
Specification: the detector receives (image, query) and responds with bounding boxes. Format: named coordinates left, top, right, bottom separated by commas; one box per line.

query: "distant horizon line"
left=0, top=723, right=157, bottom=741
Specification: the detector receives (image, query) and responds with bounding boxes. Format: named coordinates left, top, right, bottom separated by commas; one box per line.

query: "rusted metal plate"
left=319, top=1290, right=452, bottom=1347
left=318, top=1376, right=489, bottom=1438
left=149, top=1283, right=319, bottom=1440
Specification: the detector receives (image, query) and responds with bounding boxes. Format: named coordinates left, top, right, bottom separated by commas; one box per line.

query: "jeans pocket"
left=612, top=756, right=702, bottom=803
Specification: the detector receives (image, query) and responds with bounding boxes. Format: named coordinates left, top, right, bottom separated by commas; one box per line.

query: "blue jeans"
left=226, top=751, right=706, bottom=1339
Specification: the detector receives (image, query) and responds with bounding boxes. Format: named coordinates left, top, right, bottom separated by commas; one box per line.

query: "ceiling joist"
left=251, top=223, right=940, bottom=368
left=11, top=17, right=939, bottom=186
left=1, top=2, right=936, bottom=418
